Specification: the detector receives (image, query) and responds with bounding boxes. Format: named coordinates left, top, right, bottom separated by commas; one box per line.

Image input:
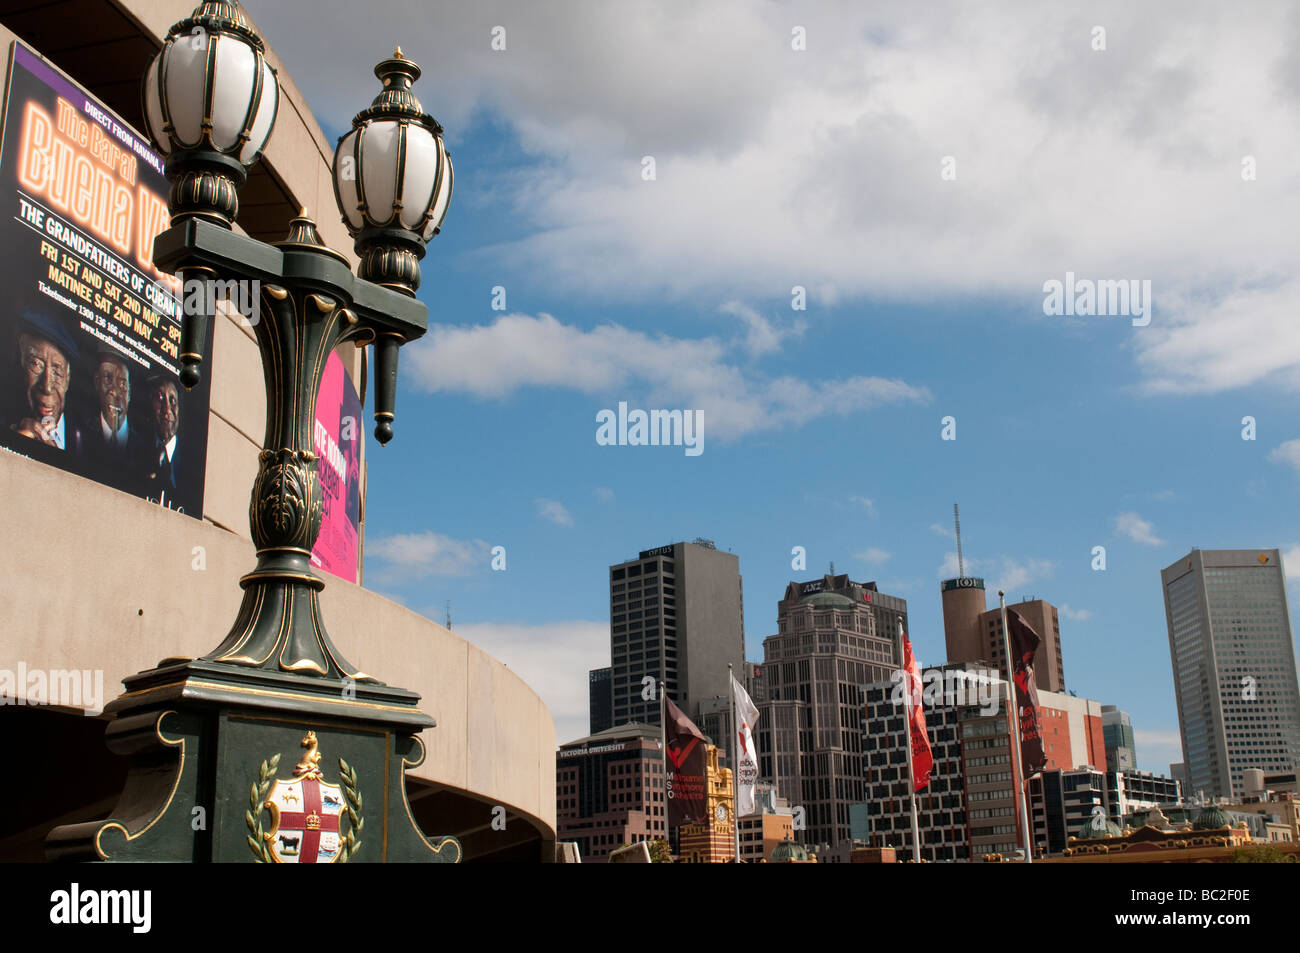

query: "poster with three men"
left=0, top=42, right=210, bottom=517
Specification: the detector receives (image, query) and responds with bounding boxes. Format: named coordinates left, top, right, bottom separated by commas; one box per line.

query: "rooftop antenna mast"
left=954, top=503, right=964, bottom=577
left=445, top=600, right=452, bottom=630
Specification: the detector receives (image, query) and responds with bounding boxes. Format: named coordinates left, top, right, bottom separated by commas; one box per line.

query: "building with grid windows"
left=1161, top=549, right=1300, bottom=799
left=862, top=663, right=1021, bottom=861
left=607, top=540, right=744, bottom=726
left=862, top=661, right=1108, bottom=860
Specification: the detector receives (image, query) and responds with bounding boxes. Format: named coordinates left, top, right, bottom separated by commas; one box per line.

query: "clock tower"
left=677, top=745, right=737, bottom=862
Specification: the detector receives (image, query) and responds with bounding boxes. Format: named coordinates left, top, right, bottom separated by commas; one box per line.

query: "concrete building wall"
left=679, top=542, right=745, bottom=718
left=1, top=450, right=557, bottom=840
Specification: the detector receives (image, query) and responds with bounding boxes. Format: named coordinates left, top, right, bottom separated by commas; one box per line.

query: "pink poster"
left=311, top=352, right=362, bottom=583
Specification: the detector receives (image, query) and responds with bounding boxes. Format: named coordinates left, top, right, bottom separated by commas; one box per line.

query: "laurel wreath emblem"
left=246, top=753, right=281, bottom=863
left=337, top=757, right=364, bottom=863
left=245, top=753, right=364, bottom=863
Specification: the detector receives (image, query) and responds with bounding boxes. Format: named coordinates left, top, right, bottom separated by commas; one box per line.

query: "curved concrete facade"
left=0, top=0, right=555, bottom=860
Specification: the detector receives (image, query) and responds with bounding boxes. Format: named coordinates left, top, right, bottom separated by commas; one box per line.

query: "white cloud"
left=249, top=2, right=1300, bottom=396
left=935, top=552, right=1053, bottom=595
left=1136, top=279, right=1300, bottom=395
left=1268, top=440, right=1300, bottom=473
left=444, top=619, right=610, bottom=746
left=365, top=531, right=490, bottom=579
left=929, top=523, right=955, bottom=539
left=1058, top=604, right=1092, bottom=622
left=856, top=547, right=891, bottom=566
left=1115, top=511, right=1165, bottom=546
left=406, top=312, right=930, bottom=441
left=1282, top=545, right=1300, bottom=580
left=594, top=487, right=615, bottom=503
left=536, top=498, right=574, bottom=526
left=993, top=558, right=1055, bottom=596
left=850, top=496, right=878, bottom=518
left=717, top=300, right=805, bottom=358
left=1134, top=729, right=1185, bottom=775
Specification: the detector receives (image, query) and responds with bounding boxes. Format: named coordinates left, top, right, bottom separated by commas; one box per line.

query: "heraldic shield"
left=252, top=731, right=361, bottom=864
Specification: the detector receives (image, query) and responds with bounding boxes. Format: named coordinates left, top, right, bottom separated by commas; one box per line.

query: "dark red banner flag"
left=664, top=694, right=708, bottom=826
left=1006, top=609, right=1047, bottom=775
left=901, top=632, right=933, bottom=791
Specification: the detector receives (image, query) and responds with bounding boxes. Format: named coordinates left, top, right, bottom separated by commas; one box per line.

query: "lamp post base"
left=45, top=662, right=460, bottom=863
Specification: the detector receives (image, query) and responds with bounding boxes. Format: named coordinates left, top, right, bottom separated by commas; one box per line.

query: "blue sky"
left=249, top=1, right=1300, bottom=755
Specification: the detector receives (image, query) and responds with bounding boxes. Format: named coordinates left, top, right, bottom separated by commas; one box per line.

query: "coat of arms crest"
left=246, top=731, right=363, bottom=863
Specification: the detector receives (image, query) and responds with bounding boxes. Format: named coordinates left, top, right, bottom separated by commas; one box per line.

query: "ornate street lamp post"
left=47, top=1, right=459, bottom=863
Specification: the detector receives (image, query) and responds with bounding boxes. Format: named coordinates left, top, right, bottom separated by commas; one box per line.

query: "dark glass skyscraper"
left=608, top=540, right=745, bottom=726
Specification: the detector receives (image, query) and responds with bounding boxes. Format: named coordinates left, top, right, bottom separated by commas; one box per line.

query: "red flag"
left=1006, top=609, right=1047, bottom=775
left=901, top=632, right=933, bottom=791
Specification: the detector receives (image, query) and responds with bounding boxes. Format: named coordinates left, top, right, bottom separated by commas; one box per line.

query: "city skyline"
left=234, top=2, right=1300, bottom=770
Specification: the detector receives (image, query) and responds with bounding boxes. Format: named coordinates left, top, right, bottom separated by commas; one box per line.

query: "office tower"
left=1161, top=549, right=1300, bottom=799
left=979, top=599, right=1066, bottom=693
left=608, top=539, right=745, bottom=726
left=589, top=667, right=613, bottom=734
left=862, top=663, right=1021, bottom=861
left=757, top=573, right=907, bottom=855
left=555, top=723, right=667, bottom=862
left=941, top=578, right=1067, bottom=693
left=1102, top=705, right=1137, bottom=772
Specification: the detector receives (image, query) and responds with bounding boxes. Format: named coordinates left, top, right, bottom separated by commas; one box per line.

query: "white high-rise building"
left=1161, top=549, right=1300, bottom=799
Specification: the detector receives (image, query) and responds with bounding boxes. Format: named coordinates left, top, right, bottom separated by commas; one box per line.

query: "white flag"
left=731, top=672, right=760, bottom=817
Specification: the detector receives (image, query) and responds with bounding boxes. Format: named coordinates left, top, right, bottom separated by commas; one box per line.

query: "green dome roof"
left=1193, top=806, right=1232, bottom=830
left=771, top=839, right=810, bottom=862
left=799, top=592, right=857, bottom=609
left=1078, top=815, right=1123, bottom=839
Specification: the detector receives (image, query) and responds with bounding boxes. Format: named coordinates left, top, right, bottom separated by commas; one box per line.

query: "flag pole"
left=897, top=620, right=922, bottom=863
left=660, top=678, right=668, bottom=852
left=998, top=591, right=1033, bottom=863
left=728, top=663, right=740, bottom=863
